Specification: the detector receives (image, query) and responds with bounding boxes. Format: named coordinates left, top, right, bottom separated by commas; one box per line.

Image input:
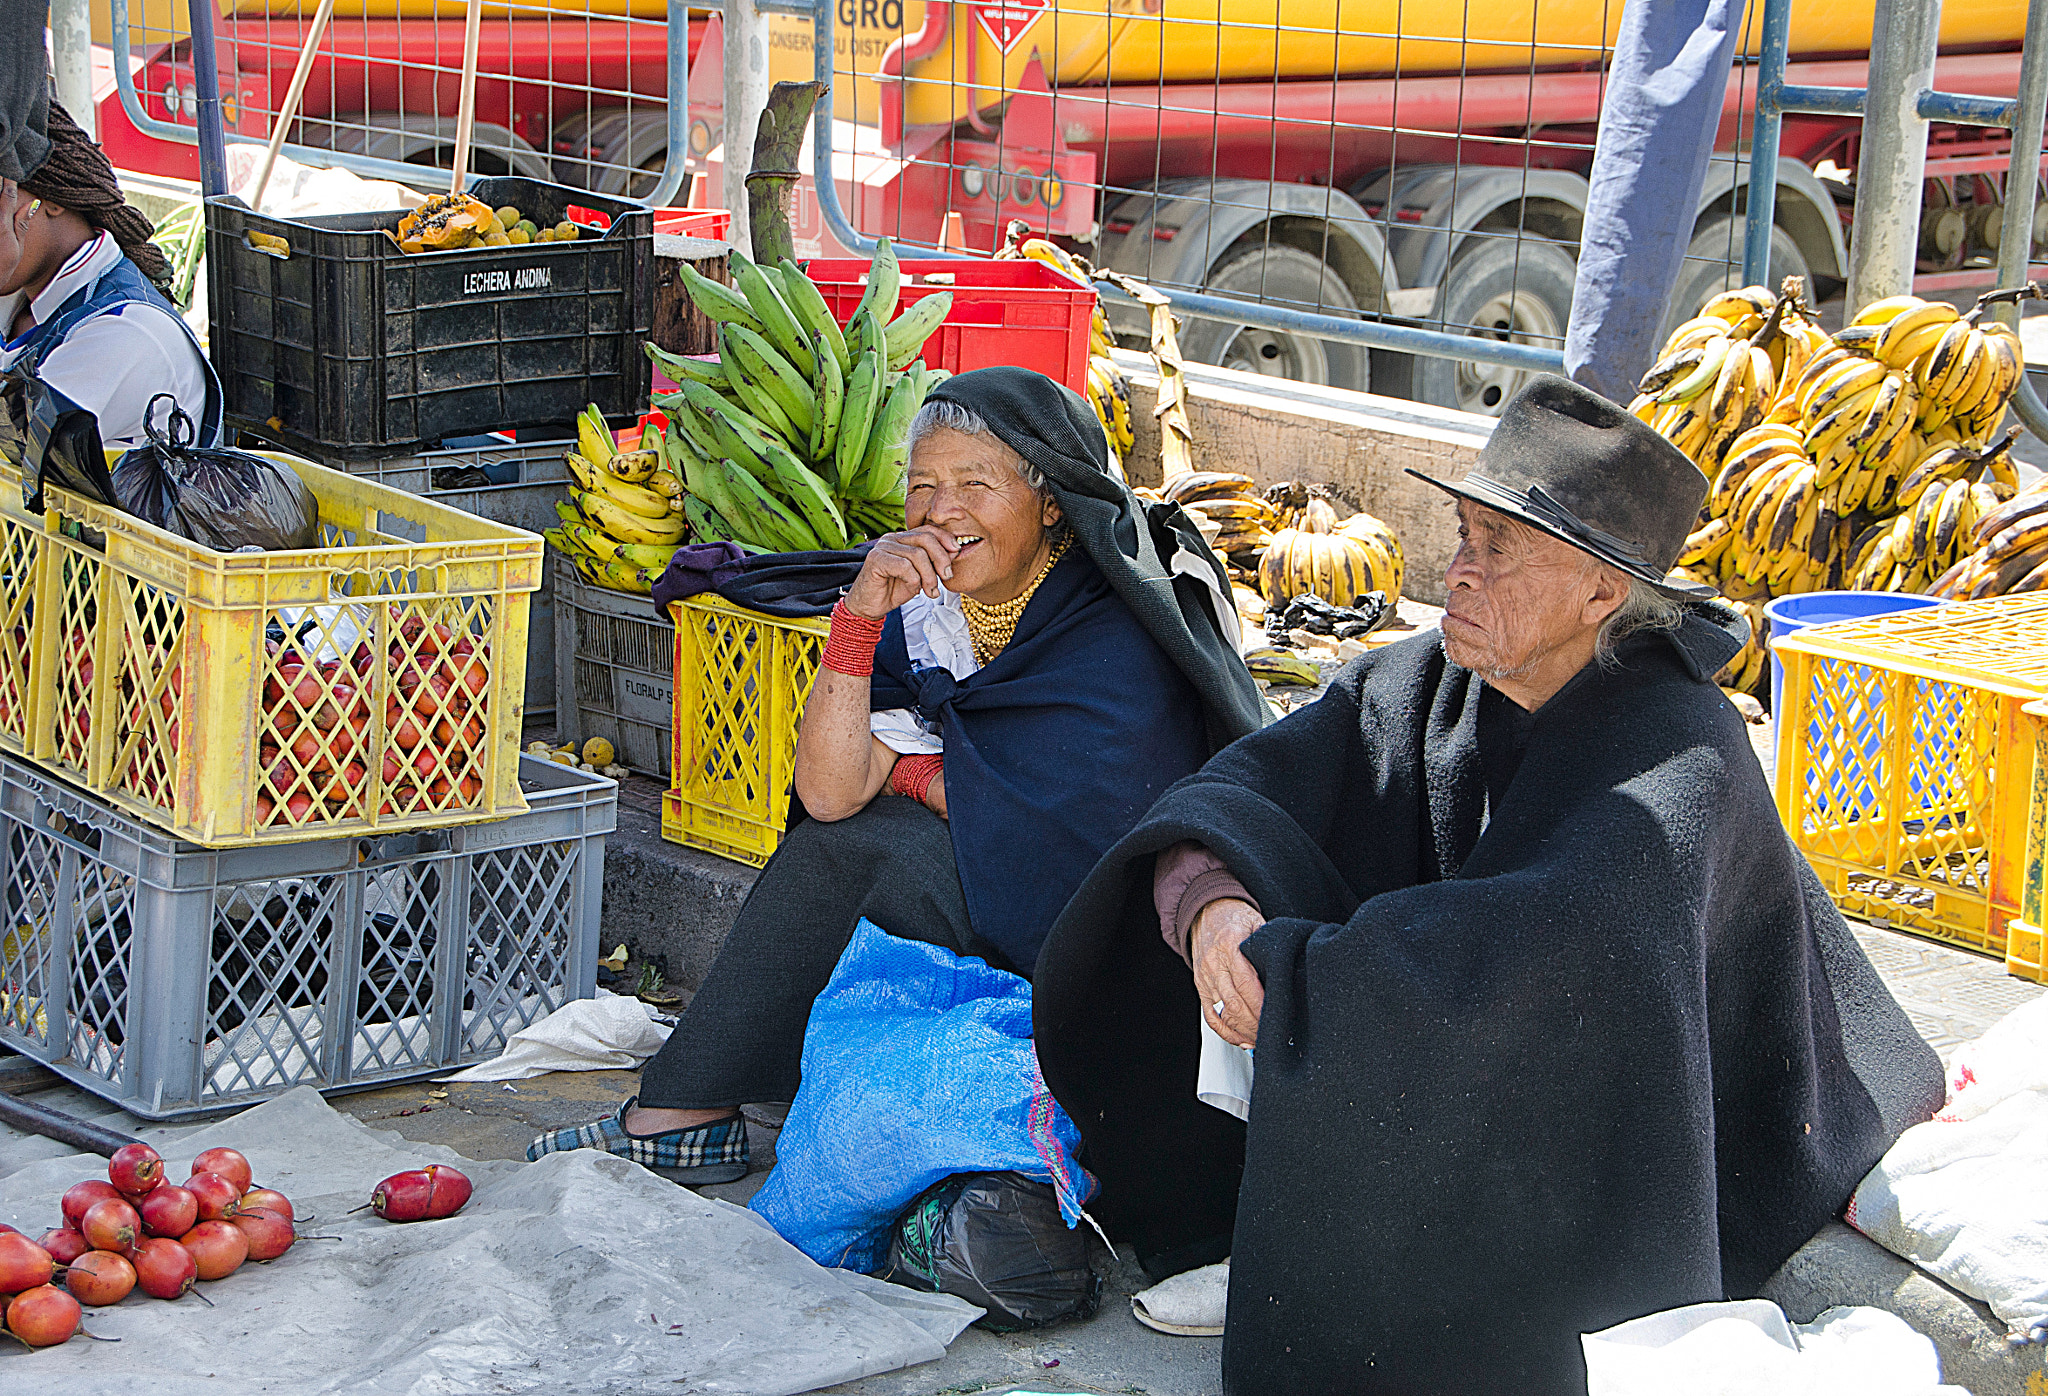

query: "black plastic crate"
left=206, top=177, right=653, bottom=455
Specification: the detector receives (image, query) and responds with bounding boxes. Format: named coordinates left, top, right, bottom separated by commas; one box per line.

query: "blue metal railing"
left=1743, top=0, right=2048, bottom=440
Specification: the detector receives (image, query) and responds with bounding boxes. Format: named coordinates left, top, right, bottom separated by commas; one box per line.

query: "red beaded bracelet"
left=822, top=599, right=885, bottom=677
left=889, top=752, right=944, bottom=803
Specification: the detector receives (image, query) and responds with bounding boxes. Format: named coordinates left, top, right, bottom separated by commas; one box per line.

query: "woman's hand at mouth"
left=845, top=526, right=964, bottom=619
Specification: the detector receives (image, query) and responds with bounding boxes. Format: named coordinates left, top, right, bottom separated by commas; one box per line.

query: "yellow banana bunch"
left=1259, top=525, right=1397, bottom=609
left=1336, top=511, right=1405, bottom=602
left=1708, top=597, right=1771, bottom=696
left=549, top=408, right=692, bottom=591
left=1640, top=288, right=1803, bottom=469
left=1088, top=352, right=1135, bottom=464
left=1163, top=472, right=1280, bottom=562
left=1931, top=473, right=2048, bottom=599
left=1910, top=309, right=2024, bottom=438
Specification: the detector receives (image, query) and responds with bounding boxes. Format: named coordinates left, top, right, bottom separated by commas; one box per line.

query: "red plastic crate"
left=653, top=209, right=734, bottom=240
left=803, top=258, right=1096, bottom=393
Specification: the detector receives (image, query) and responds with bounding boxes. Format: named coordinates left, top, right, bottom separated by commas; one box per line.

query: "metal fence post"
left=2002, top=0, right=2048, bottom=444
left=1740, top=0, right=1794, bottom=288
left=724, top=0, right=772, bottom=253
left=185, top=0, right=230, bottom=198
left=1994, top=0, right=2048, bottom=333
left=641, top=0, right=694, bottom=210
left=1846, top=0, right=1943, bottom=317
left=50, top=0, right=94, bottom=139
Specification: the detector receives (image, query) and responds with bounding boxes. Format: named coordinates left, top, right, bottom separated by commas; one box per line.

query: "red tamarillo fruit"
left=108, top=1143, right=165, bottom=1199
left=367, top=1165, right=473, bottom=1222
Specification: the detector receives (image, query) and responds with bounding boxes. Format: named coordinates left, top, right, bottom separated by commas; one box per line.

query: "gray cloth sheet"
left=0, top=1084, right=977, bottom=1394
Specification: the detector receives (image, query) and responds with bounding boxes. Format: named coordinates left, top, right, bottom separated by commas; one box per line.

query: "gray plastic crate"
left=257, top=433, right=574, bottom=722
left=0, top=753, right=614, bottom=1120
left=554, top=565, right=674, bottom=779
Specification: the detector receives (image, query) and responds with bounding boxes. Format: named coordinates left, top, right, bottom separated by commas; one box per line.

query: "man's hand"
left=1192, top=898, right=1264, bottom=1048
left=843, top=526, right=961, bottom=619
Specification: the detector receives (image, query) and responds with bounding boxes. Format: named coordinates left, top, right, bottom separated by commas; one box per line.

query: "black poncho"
left=1034, top=608, right=1943, bottom=1396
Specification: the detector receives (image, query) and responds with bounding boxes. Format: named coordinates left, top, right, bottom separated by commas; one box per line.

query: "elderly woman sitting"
left=531, top=366, right=1264, bottom=1182
left=1034, top=376, right=1944, bottom=1395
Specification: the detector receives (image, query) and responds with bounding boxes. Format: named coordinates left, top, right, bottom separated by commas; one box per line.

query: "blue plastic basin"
left=1764, top=590, right=1952, bottom=819
left=1764, top=590, right=1945, bottom=717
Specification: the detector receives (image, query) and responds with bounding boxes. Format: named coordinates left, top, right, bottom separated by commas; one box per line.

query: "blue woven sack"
left=749, top=920, right=1095, bottom=1272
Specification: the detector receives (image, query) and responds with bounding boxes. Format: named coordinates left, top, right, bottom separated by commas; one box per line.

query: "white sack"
left=1848, top=993, right=2048, bottom=1338
left=225, top=146, right=428, bottom=217
left=0, top=1086, right=976, bottom=1395
left=1581, top=1299, right=1968, bottom=1396
left=441, top=988, right=673, bottom=1081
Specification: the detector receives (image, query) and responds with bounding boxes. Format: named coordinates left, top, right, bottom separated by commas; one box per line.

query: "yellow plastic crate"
left=662, top=595, right=827, bottom=867
left=0, top=477, right=43, bottom=752
left=2006, top=698, right=2048, bottom=985
left=0, top=454, right=542, bottom=846
left=1773, top=593, right=2048, bottom=976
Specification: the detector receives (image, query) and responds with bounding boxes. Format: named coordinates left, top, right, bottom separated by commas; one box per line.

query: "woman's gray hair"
left=1591, top=567, right=1689, bottom=668
left=906, top=399, right=1050, bottom=498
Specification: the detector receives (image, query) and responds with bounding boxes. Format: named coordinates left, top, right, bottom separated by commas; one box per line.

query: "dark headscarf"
left=925, top=366, right=1267, bottom=750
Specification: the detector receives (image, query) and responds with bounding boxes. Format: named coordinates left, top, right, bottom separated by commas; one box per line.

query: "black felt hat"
left=1407, top=374, right=1716, bottom=599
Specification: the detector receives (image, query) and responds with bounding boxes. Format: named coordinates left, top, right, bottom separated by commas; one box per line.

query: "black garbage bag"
left=878, top=1171, right=1102, bottom=1332
left=1264, top=589, right=1391, bottom=645
left=11, top=369, right=122, bottom=513
left=112, top=396, right=319, bottom=552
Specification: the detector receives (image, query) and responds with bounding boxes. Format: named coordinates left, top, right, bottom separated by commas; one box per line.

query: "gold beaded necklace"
left=960, top=532, right=1071, bottom=667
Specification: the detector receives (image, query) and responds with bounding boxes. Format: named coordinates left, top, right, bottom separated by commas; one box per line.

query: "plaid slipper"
left=525, top=1096, right=750, bottom=1185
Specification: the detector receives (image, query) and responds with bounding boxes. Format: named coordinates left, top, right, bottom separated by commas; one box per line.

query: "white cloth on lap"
left=869, top=589, right=976, bottom=755
left=1847, top=993, right=2048, bottom=1339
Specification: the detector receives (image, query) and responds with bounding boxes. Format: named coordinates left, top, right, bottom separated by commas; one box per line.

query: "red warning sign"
left=973, top=0, right=1046, bottom=55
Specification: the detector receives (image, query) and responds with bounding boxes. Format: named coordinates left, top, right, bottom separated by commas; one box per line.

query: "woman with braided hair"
left=1, top=96, right=221, bottom=451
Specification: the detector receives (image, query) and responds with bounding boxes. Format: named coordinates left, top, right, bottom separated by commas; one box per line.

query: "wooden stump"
left=653, top=234, right=730, bottom=356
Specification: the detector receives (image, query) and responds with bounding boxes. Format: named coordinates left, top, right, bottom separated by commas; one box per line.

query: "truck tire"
left=1178, top=245, right=1370, bottom=394
left=1660, top=217, right=1809, bottom=346
left=1412, top=236, right=1575, bottom=417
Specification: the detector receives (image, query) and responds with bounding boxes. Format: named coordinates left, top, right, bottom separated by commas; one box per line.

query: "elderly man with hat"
left=1033, top=376, right=1943, bottom=1395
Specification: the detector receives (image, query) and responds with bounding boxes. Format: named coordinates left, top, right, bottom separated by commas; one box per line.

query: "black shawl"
left=1034, top=608, right=1943, bottom=1396
left=872, top=549, right=1210, bottom=976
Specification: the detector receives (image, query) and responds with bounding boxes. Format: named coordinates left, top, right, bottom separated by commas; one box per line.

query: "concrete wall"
left=1111, top=351, right=1494, bottom=606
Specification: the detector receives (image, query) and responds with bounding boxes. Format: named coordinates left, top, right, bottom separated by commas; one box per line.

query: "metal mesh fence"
left=94, top=0, right=2043, bottom=414
left=110, top=0, right=696, bottom=201
left=812, top=0, right=1650, bottom=409
left=805, top=0, right=2036, bottom=411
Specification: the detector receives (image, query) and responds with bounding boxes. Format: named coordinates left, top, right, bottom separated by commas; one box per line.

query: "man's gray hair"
left=906, top=399, right=1049, bottom=497
left=1592, top=568, right=1689, bottom=668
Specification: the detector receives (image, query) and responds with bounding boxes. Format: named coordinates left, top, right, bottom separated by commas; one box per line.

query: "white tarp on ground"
left=1581, top=1299, right=1969, bottom=1395
left=442, top=990, right=674, bottom=1082
left=0, top=1086, right=976, bottom=1395
left=1849, top=992, right=2048, bottom=1340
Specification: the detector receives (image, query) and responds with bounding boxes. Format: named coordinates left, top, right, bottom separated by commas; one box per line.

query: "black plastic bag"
left=878, top=1171, right=1102, bottom=1331
left=113, top=396, right=319, bottom=552
left=1265, top=590, right=1391, bottom=644
left=10, top=369, right=122, bottom=514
